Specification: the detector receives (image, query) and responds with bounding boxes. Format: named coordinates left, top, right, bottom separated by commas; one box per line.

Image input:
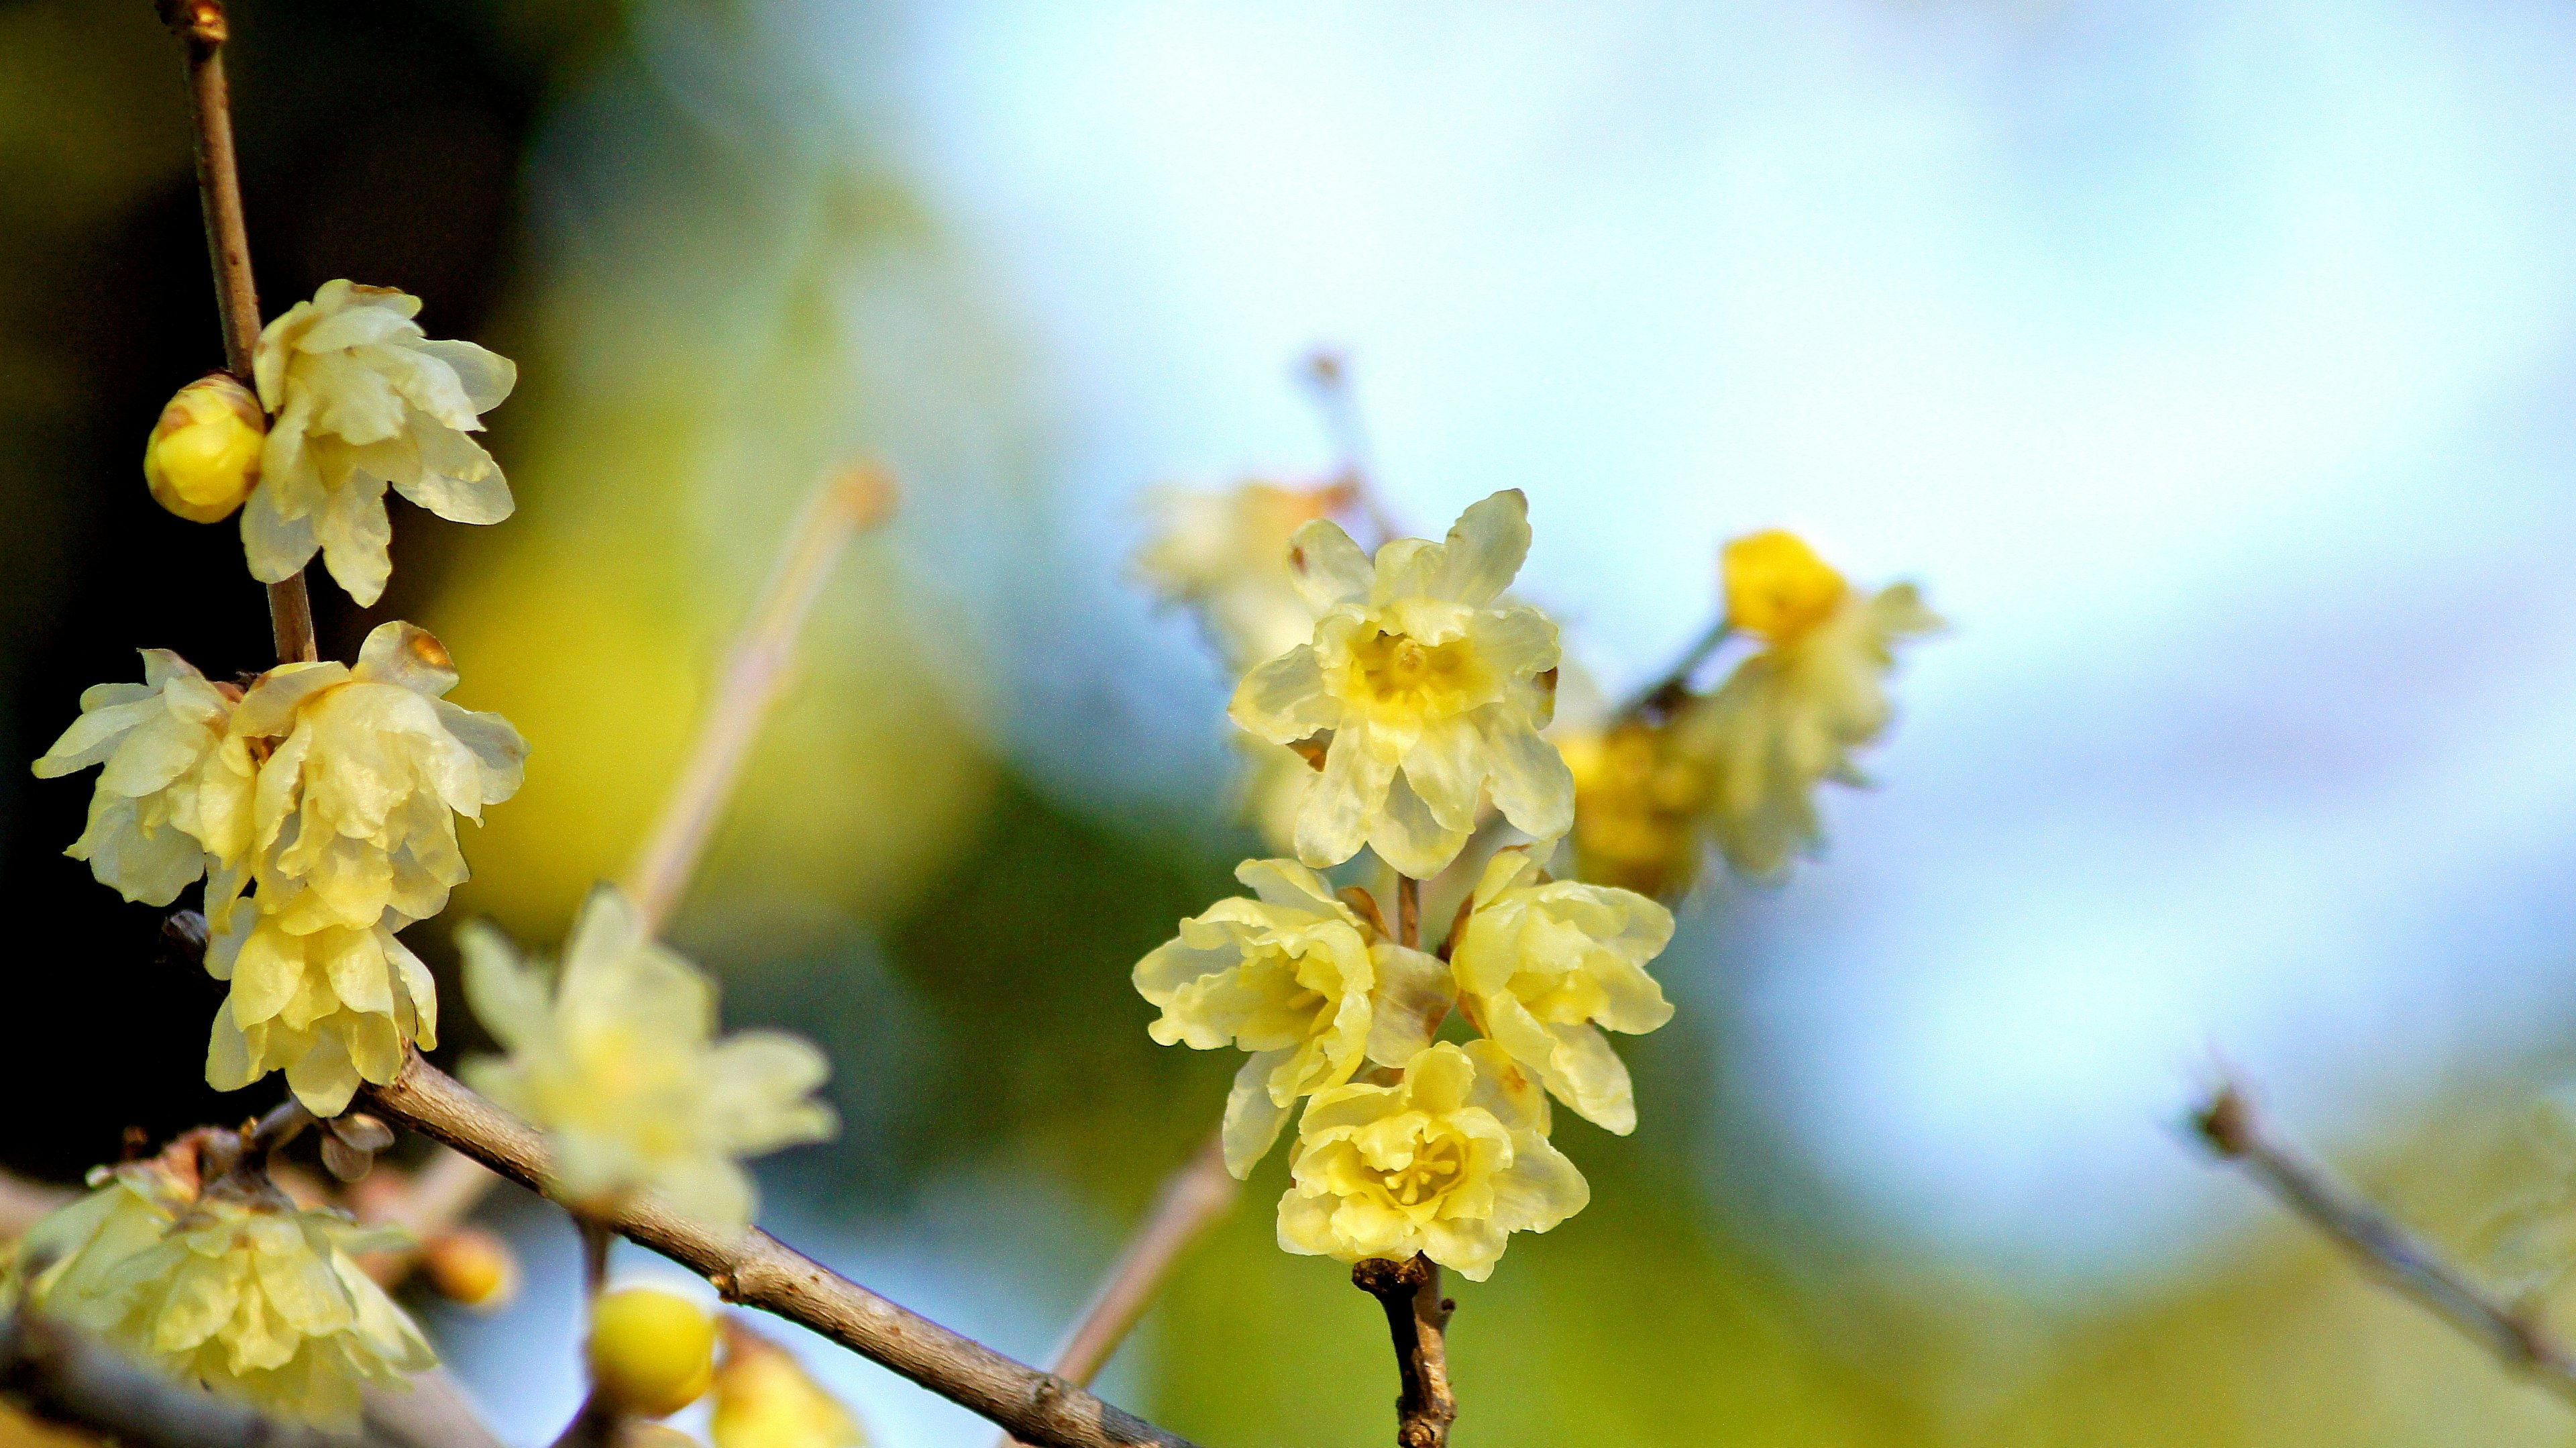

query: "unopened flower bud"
left=144, top=372, right=264, bottom=523
left=419, top=1227, right=520, bottom=1310
left=1721, top=529, right=1847, bottom=643
left=588, top=1286, right=717, bottom=1418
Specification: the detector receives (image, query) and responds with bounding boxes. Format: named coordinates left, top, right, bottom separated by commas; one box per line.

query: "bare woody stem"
left=1396, top=874, right=1420, bottom=951
left=2191, top=1084, right=2576, bottom=1405
left=622, top=463, right=899, bottom=935
left=364, top=1053, right=1205, bottom=1448
left=159, top=0, right=317, bottom=666
left=1351, top=1255, right=1457, bottom=1448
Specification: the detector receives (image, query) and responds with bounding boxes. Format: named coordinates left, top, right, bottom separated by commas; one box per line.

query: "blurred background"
left=8, top=0, right=2576, bottom=1443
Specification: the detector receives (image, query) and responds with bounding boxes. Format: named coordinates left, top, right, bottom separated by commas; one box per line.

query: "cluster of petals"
left=1277, top=1040, right=1588, bottom=1282
left=1230, top=489, right=1574, bottom=878
left=247, top=279, right=517, bottom=606
left=1133, top=858, right=1453, bottom=1177
left=18, top=1153, right=434, bottom=1429
left=1134, top=480, right=1351, bottom=674
left=32, top=622, right=523, bottom=1115
left=462, top=884, right=839, bottom=1234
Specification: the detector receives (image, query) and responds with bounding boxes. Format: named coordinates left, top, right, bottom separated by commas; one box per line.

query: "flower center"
left=1348, top=629, right=1482, bottom=719
left=1370, top=1131, right=1469, bottom=1210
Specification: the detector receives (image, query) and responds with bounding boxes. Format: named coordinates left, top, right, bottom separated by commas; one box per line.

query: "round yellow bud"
left=588, top=1287, right=718, bottom=1418
left=144, top=372, right=265, bottom=523
left=419, top=1228, right=520, bottom=1311
left=1721, top=529, right=1847, bottom=643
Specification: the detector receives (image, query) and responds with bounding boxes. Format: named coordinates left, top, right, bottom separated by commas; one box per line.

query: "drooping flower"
left=461, top=884, right=837, bottom=1233
left=19, top=1151, right=434, bottom=1429
left=1134, top=480, right=1350, bottom=674
left=30, top=650, right=255, bottom=905
left=248, top=279, right=517, bottom=605
left=1448, top=849, right=1674, bottom=1133
left=1677, top=531, right=1941, bottom=878
left=203, top=908, right=437, bottom=1117
left=1277, top=1040, right=1587, bottom=1281
left=144, top=372, right=265, bottom=523
left=233, top=620, right=526, bottom=934
left=1134, top=858, right=1454, bottom=1176
left=712, top=1320, right=869, bottom=1448
left=1558, top=719, right=1711, bottom=899
left=1230, top=490, right=1572, bottom=878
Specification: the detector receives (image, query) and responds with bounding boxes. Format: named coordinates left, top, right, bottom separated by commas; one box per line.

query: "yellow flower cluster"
left=15, top=1148, right=435, bottom=1429
left=33, top=621, right=525, bottom=1114
left=1567, top=529, right=1941, bottom=891
left=460, top=885, right=838, bottom=1233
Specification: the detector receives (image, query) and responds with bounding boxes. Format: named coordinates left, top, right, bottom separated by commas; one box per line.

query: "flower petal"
left=1428, top=489, right=1529, bottom=605
left=1285, top=518, right=1373, bottom=612
left=1220, top=1049, right=1296, bottom=1178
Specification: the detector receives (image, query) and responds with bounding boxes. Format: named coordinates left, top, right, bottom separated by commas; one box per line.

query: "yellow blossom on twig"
left=247, top=279, right=517, bottom=605
left=1448, top=849, right=1674, bottom=1134
left=1134, top=480, right=1350, bottom=674
left=460, top=884, right=838, bottom=1233
left=713, top=1319, right=867, bottom=1448
left=144, top=373, right=265, bottom=523
left=1230, top=490, right=1572, bottom=878
left=30, top=650, right=254, bottom=904
left=1134, top=858, right=1454, bottom=1176
left=1277, top=1040, right=1587, bottom=1281
left=203, top=911, right=437, bottom=1116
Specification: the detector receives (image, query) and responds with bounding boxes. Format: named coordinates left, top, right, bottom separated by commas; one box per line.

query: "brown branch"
left=160, top=0, right=317, bottom=665
left=1350, top=1255, right=1456, bottom=1448
left=992, top=1131, right=1240, bottom=1448
left=2191, top=1083, right=2576, bottom=1404
left=622, top=463, right=899, bottom=934
left=362, top=1053, right=1205, bottom=1448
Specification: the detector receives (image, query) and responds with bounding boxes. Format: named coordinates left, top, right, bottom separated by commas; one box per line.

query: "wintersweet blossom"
left=1277, top=1040, right=1588, bottom=1281
left=144, top=372, right=265, bottom=523
left=1134, top=480, right=1350, bottom=673
left=20, top=1156, right=433, bottom=1429
left=1558, top=720, right=1710, bottom=899
left=712, top=1321, right=869, bottom=1448
left=1134, top=858, right=1454, bottom=1176
left=30, top=650, right=254, bottom=904
left=233, top=620, right=525, bottom=934
left=203, top=909, right=437, bottom=1116
left=1679, top=531, right=1941, bottom=878
left=248, top=280, right=517, bottom=605
left=1230, top=490, right=1572, bottom=878
left=461, top=884, right=837, bottom=1232
left=1448, top=849, right=1674, bottom=1134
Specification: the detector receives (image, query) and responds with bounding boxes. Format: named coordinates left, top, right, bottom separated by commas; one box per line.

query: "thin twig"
left=1351, top=1255, right=1456, bottom=1448
left=363, top=1053, right=1205, bottom=1448
left=160, top=0, right=317, bottom=664
left=1396, top=875, right=1420, bottom=951
left=1611, top=616, right=1729, bottom=723
left=993, top=1132, right=1240, bottom=1448
left=622, top=463, right=899, bottom=935
left=2190, top=1083, right=2576, bottom=1404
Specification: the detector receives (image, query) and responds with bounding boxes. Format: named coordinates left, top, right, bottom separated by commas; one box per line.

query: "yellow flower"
left=712, top=1320, right=867, bottom=1448
left=144, top=373, right=265, bottom=523
left=1134, top=480, right=1350, bottom=674
left=21, top=1158, right=434, bottom=1430
left=248, top=280, right=517, bottom=606
left=30, top=650, right=255, bottom=904
left=232, top=621, right=526, bottom=934
left=1134, top=858, right=1454, bottom=1176
left=1680, top=535, right=1941, bottom=878
left=1230, top=490, right=1572, bottom=878
left=1449, top=849, right=1674, bottom=1134
left=1277, top=1041, right=1587, bottom=1281
left=1559, top=721, right=1709, bottom=899
left=461, top=884, right=838, bottom=1233
left=203, top=909, right=436, bottom=1116
left=588, top=1286, right=717, bottom=1418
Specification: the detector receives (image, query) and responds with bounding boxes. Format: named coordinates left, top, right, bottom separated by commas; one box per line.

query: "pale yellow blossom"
left=1678, top=532, right=1941, bottom=878
left=1558, top=721, right=1709, bottom=899
left=248, top=280, right=517, bottom=605
left=1277, top=1040, right=1587, bottom=1281
left=144, top=372, right=264, bottom=523
left=1134, top=858, right=1453, bottom=1176
left=30, top=650, right=255, bottom=904
left=1450, top=849, right=1674, bottom=1134
left=1230, top=490, right=1572, bottom=878
left=233, top=620, right=525, bottom=934
left=21, top=1157, right=433, bottom=1429
left=461, top=885, right=837, bottom=1233
left=203, top=909, right=437, bottom=1117
left=1134, top=480, right=1349, bottom=673
left=712, top=1320, right=867, bottom=1448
